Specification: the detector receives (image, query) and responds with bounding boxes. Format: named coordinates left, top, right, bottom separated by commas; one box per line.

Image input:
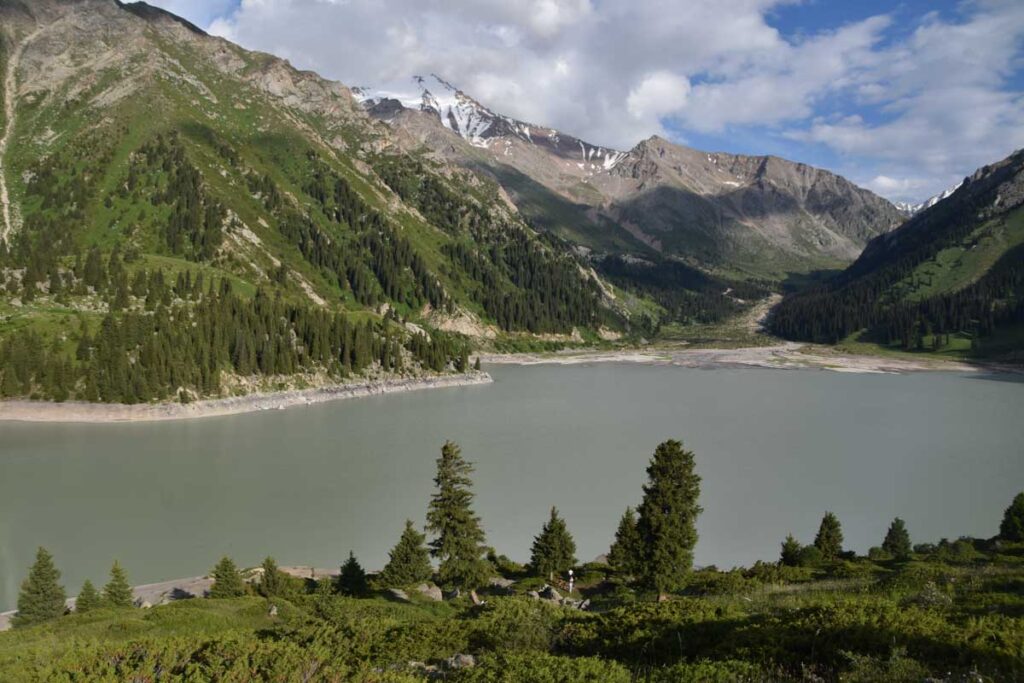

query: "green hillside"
left=770, top=150, right=1024, bottom=360
left=0, top=0, right=641, bottom=402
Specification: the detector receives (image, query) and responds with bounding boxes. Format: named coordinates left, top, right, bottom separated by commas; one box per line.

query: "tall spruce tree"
left=780, top=534, right=802, bottom=567
left=14, top=547, right=67, bottom=627
left=209, top=557, right=247, bottom=598
left=103, top=561, right=133, bottom=608
left=636, top=439, right=703, bottom=599
left=814, top=512, right=844, bottom=560
left=258, top=556, right=287, bottom=598
left=426, top=441, right=490, bottom=590
left=529, top=507, right=577, bottom=581
left=882, top=518, right=912, bottom=559
left=337, top=551, right=367, bottom=596
left=608, top=507, right=643, bottom=578
left=380, top=521, right=433, bottom=587
left=75, top=580, right=102, bottom=613
left=1000, top=492, right=1024, bottom=542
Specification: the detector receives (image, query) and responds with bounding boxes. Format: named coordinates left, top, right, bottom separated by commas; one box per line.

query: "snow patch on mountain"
left=357, top=75, right=628, bottom=172
left=895, top=181, right=964, bottom=216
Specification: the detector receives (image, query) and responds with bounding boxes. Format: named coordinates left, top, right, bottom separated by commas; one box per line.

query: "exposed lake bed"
left=1, top=362, right=1022, bottom=611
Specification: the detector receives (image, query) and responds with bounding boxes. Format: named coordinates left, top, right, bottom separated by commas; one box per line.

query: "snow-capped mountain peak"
left=896, top=181, right=965, bottom=216
left=359, top=75, right=628, bottom=172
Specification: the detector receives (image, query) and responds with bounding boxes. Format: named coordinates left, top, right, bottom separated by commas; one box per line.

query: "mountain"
left=0, top=0, right=634, bottom=403
left=770, top=149, right=1024, bottom=358
left=361, top=77, right=905, bottom=279
left=895, top=182, right=964, bottom=216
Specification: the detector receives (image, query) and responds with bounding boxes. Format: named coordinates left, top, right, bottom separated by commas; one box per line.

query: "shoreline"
left=479, top=342, right=998, bottom=375
left=0, top=372, right=493, bottom=424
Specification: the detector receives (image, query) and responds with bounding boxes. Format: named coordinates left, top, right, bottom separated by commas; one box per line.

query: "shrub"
left=454, top=652, right=631, bottom=683
left=467, top=598, right=561, bottom=653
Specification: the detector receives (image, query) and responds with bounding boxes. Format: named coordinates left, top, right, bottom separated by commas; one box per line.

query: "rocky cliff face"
left=363, top=82, right=905, bottom=279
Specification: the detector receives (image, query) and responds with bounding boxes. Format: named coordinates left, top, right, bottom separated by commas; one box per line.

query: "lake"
left=1, top=363, right=1022, bottom=609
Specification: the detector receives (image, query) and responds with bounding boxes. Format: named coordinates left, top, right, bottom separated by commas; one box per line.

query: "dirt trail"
left=744, top=293, right=783, bottom=335
left=0, top=28, right=41, bottom=243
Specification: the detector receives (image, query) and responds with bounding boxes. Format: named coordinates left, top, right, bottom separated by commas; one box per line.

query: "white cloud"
left=152, top=0, right=1024, bottom=204
left=627, top=71, right=690, bottom=121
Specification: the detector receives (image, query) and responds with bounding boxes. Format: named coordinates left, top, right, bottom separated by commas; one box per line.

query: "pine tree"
left=636, top=440, right=702, bottom=599
left=380, top=520, right=433, bottom=587
left=258, top=556, right=287, bottom=598
left=103, top=561, right=133, bottom=608
left=337, top=551, right=367, bottom=596
left=780, top=534, right=802, bottom=567
left=608, top=507, right=643, bottom=578
left=529, top=507, right=577, bottom=581
left=814, top=512, right=844, bottom=560
left=1000, top=492, right=1024, bottom=542
left=209, top=557, right=247, bottom=598
left=426, top=441, right=490, bottom=590
left=14, top=547, right=67, bottom=627
left=75, top=580, right=102, bottom=613
left=882, top=518, right=912, bottom=559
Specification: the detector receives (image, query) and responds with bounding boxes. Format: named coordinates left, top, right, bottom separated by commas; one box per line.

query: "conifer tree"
left=337, top=551, right=367, bottom=596
left=608, top=507, right=643, bottom=578
left=209, top=556, right=247, bottom=598
left=103, top=561, right=133, bottom=608
left=14, top=547, right=67, bottom=627
left=1000, top=492, right=1024, bottom=542
left=426, top=441, right=490, bottom=590
left=814, top=512, right=844, bottom=560
left=529, top=507, right=577, bottom=581
left=882, top=518, right=912, bottom=559
left=258, top=556, right=287, bottom=598
left=636, top=439, right=703, bottom=599
left=75, top=580, right=102, bottom=613
left=380, top=520, right=433, bottom=587
left=780, top=534, right=802, bottom=567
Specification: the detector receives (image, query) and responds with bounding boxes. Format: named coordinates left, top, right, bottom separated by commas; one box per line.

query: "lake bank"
left=480, top=342, right=990, bottom=374
left=0, top=372, right=493, bottom=423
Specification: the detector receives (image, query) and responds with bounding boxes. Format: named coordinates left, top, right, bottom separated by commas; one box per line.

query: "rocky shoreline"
left=0, top=372, right=493, bottom=424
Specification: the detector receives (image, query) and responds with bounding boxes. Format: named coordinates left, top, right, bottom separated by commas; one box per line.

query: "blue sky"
left=150, top=0, right=1024, bottom=204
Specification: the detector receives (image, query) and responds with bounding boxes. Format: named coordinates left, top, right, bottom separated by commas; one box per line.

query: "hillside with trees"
left=0, top=0, right=637, bottom=403
left=770, top=150, right=1024, bottom=359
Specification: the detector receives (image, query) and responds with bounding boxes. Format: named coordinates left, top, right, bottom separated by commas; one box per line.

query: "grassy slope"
left=1, top=544, right=1021, bottom=681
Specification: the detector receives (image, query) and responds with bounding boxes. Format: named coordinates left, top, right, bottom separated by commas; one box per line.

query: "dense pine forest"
left=3, top=439, right=1022, bottom=681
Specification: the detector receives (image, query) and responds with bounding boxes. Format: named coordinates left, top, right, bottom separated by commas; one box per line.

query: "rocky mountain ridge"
left=361, top=79, right=905, bottom=279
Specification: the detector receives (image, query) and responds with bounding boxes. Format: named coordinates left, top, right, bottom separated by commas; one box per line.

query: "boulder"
left=488, top=576, right=514, bottom=589
left=526, top=590, right=541, bottom=600
left=268, top=604, right=278, bottom=617
left=446, top=653, right=476, bottom=670
left=539, top=586, right=562, bottom=602
left=415, top=583, right=443, bottom=601
left=445, top=587, right=462, bottom=601
left=388, top=588, right=410, bottom=603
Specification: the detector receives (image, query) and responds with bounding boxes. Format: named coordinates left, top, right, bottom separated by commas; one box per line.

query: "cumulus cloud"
left=151, top=0, right=1024, bottom=204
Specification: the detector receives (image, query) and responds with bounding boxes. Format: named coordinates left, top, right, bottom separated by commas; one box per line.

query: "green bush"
left=454, top=652, right=630, bottom=683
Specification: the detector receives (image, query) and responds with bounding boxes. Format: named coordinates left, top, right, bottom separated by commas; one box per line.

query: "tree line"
left=0, top=276, right=470, bottom=403
left=12, top=444, right=1024, bottom=627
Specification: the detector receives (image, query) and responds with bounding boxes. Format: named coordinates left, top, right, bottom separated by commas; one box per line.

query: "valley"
left=0, top=1, right=1022, bottom=680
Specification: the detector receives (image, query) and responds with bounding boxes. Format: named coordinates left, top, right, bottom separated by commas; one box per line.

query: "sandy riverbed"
left=0, top=372, right=493, bottom=424
left=480, top=343, right=988, bottom=374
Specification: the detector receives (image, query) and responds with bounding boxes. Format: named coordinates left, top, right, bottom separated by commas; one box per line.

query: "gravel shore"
left=480, top=343, right=986, bottom=374
left=0, top=372, right=493, bottom=424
